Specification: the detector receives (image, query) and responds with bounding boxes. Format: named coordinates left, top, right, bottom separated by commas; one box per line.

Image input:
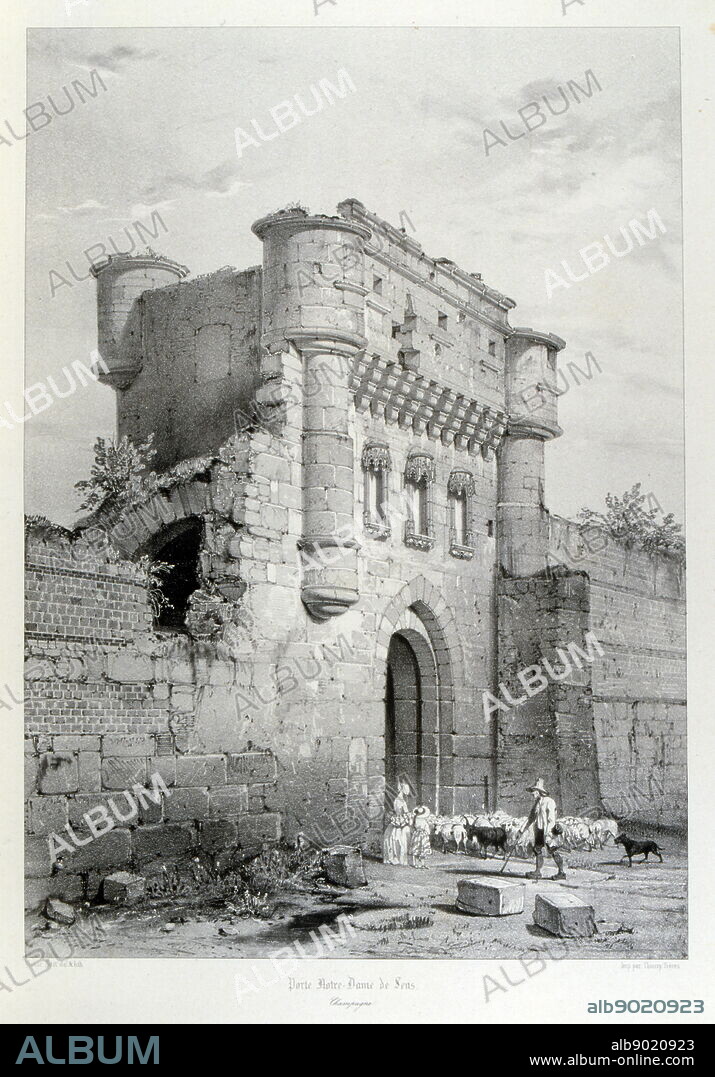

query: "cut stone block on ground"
left=533, top=891, right=597, bottom=937
left=323, top=846, right=367, bottom=888
left=456, top=876, right=525, bottom=916
left=102, top=871, right=147, bottom=906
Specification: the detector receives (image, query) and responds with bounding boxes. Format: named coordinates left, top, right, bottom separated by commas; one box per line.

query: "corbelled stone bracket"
left=350, top=353, right=508, bottom=457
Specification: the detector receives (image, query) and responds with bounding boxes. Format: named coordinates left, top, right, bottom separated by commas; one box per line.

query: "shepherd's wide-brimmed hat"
left=413, top=805, right=431, bottom=817
left=526, top=778, right=548, bottom=795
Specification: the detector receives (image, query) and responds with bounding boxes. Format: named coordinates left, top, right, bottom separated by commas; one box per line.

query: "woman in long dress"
left=409, top=806, right=433, bottom=868
left=382, top=779, right=413, bottom=865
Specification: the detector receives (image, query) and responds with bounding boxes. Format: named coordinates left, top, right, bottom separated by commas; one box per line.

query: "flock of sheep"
left=429, top=810, right=620, bottom=859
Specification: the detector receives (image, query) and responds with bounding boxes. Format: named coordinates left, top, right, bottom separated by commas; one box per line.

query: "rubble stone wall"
left=495, top=515, right=686, bottom=827
left=549, top=515, right=686, bottom=828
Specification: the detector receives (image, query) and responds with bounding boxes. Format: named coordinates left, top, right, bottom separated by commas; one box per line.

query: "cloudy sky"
left=23, top=26, right=683, bottom=527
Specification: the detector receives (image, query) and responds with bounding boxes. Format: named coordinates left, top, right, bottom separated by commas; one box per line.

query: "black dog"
left=614, top=834, right=664, bottom=867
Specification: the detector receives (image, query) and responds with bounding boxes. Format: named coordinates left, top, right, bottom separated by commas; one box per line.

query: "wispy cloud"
left=95, top=199, right=178, bottom=224
left=78, top=45, right=160, bottom=74
left=33, top=199, right=107, bottom=221
left=138, top=160, right=251, bottom=202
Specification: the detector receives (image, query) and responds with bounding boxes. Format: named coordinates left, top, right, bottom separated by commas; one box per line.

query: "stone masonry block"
left=132, top=823, right=197, bottom=862
left=101, top=757, right=148, bottom=791
left=106, top=653, right=153, bottom=683
left=209, top=786, right=249, bottom=819
left=176, top=755, right=227, bottom=788
left=261, top=504, right=289, bottom=531
left=533, top=892, right=597, bottom=938
left=136, top=788, right=164, bottom=825
left=348, top=738, right=367, bottom=776
left=103, top=871, right=146, bottom=905
left=151, top=756, right=177, bottom=787
left=237, top=813, right=281, bottom=846
left=53, top=735, right=101, bottom=751
left=324, top=846, right=367, bottom=888
left=170, top=686, right=195, bottom=713
left=226, top=752, right=277, bottom=784
left=26, top=874, right=87, bottom=910
left=78, top=751, right=102, bottom=792
left=199, top=820, right=238, bottom=853
left=68, top=793, right=131, bottom=829
left=253, top=453, right=291, bottom=482
left=38, top=752, right=79, bottom=795
left=102, top=734, right=156, bottom=757
left=25, top=756, right=38, bottom=799
left=457, top=877, right=525, bottom=916
left=27, top=796, right=68, bottom=837
left=63, top=828, right=132, bottom=873
left=164, top=787, right=209, bottom=822
left=26, top=836, right=54, bottom=878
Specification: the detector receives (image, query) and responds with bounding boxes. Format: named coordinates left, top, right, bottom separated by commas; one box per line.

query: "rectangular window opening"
left=416, top=481, right=429, bottom=534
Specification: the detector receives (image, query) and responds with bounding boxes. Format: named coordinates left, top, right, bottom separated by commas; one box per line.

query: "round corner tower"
left=498, top=327, right=566, bottom=577
left=90, top=252, right=189, bottom=391
left=251, top=208, right=371, bottom=622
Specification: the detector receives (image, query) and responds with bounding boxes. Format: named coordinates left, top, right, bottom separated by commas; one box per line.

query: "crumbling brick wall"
left=24, top=441, right=286, bottom=910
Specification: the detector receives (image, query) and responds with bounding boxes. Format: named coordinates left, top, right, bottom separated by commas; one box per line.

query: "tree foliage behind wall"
left=578, top=484, right=685, bottom=561
left=75, top=434, right=158, bottom=514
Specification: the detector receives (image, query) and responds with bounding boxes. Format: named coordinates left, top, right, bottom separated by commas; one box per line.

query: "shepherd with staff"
left=513, top=778, right=567, bottom=880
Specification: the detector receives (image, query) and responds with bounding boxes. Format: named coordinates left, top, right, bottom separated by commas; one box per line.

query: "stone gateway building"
left=24, top=200, right=686, bottom=906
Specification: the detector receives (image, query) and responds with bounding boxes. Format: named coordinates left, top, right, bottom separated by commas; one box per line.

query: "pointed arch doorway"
left=384, top=628, right=440, bottom=812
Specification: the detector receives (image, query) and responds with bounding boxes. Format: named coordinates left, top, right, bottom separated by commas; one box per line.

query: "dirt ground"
left=28, top=836, right=687, bottom=962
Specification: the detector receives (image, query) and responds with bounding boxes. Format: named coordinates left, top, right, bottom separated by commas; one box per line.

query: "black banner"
left=0, top=1023, right=709, bottom=1066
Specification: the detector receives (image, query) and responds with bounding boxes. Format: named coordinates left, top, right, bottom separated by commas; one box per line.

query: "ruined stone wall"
left=25, top=388, right=506, bottom=908
left=496, top=571, right=600, bottom=818
left=495, top=516, right=686, bottom=827
left=24, top=444, right=284, bottom=910
left=28, top=197, right=686, bottom=916
left=207, top=389, right=500, bottom=839
left=332, top=200, right=517, bottom=816
left=119, top=267, right=263, bottom=470
left=229, top=204, right=514, bottom=836
left=549, top=516, right=686, bottom=828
